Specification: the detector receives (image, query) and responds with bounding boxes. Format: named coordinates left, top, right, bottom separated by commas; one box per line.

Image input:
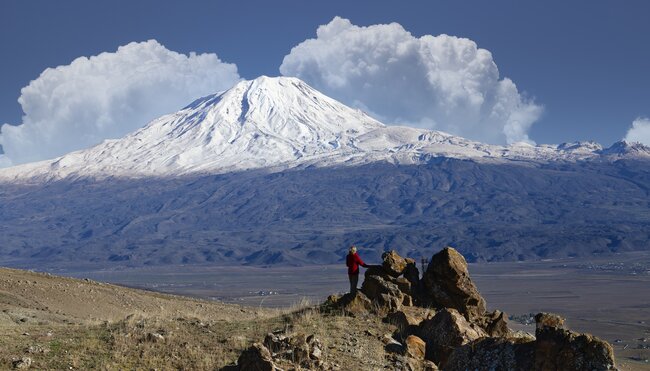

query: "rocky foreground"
left=1, top=248, right=620, bottom=370
left=236, top=247, right=617, bottom=370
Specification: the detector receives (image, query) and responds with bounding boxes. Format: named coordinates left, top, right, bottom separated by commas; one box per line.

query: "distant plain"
left=62, top=250, right=650, bottom=369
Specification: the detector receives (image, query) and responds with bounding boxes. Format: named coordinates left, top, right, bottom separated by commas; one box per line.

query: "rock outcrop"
left=237, top=343, right=276, bottom=371
left=245, top=247, right=617, bottom=370
left=382, top=250, right=408, bottom=277
left=418, top=308, right=486, bottom=365
left=444, top=312, right=617, bottom=370
left=533, top=313, right=617, bottom=371
left=238, top=332, right=327, bottom=370
left=420, top=247, right=486, bottom=321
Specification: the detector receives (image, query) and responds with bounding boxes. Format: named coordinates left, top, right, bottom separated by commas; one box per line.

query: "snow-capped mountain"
left=1, top=76, right=649, bottom=269
left=1, top=76, right=648, bottom=183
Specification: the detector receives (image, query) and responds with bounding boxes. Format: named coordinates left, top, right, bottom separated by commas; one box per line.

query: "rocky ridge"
left=238, top=247, right=616, bottom=371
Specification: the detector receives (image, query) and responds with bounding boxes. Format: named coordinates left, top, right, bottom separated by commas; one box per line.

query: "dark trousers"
left=349, top=273, right=359, bottom=294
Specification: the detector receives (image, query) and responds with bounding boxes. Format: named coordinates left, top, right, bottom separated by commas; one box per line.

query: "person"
left=346, top=245, right=368, bottom=294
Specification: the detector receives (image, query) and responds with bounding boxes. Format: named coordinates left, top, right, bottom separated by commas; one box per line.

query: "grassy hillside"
left=0, top=267, right=396, bottom=369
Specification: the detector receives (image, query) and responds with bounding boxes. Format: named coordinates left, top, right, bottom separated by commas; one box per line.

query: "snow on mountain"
left=0, top=76, right=648, bottom=182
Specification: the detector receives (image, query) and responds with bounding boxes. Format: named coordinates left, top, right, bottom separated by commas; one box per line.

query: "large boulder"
left=535, top=312, right=566, bottom=334
left=361, top=274, right=404, bottom=313
left=237, top=343, right=277, bottom=371
left=445, top=337, right=535, bottom=371
left=324, top=291, right=373, bottom=316
left=420, top=247, right=487, bottom=321
left=417, top=308, right=486, bottom=366
left=534, top=313, right=617, bottom=371
left=382, top=250, right=408, bottom=277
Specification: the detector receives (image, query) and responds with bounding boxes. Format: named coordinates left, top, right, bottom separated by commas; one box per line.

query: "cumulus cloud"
left=280, top=17, right=542, bottom=144
left=624, top=117, right=650, bottom=145
left=0, top=40, right=240, bottom=166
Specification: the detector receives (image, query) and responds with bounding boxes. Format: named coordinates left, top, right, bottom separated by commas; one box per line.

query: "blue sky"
left=1, top=0, right=649, bottom=165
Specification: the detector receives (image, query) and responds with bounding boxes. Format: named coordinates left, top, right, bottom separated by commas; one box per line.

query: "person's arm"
left=356, top=253, right=369, bottom=268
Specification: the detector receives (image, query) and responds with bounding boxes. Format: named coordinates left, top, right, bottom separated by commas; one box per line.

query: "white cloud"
left=0, top=40, right=240, bottom=166
left=280, top=17, right=542, bottom=144
left=624, top=117, right=650, bottom=145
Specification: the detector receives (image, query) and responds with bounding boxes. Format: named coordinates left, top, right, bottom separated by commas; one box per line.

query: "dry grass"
left=1, top=314, right=287, bottom=370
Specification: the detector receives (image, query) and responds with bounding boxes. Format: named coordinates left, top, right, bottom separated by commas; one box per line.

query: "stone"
left=361, top=275, right=404, bottom=313
left=385, top=309, right=422, bottom=340
left=382, top=250, right=408, bottom=277
left=264, top=332, right=290, bottom=354
left=364, top=265, right=386, bottom=278
left=417, top=308, right=486, bottom=366
left=379, top=293, right=403, bottom=313
left=477, top=310, right=511, bottom=337
left=237, top=343, right=276, bottom=371
left=384, top=336, right=404, bottom=354
left=332, top=291, right=373, bottom=316
left=535, top=312, right=566, bottom=334
left=534, top=321, right=617, bottom=371
left=309, top=338, right=323, bottom=361
left=403, top=259, right=420, bottom=286
left=393, top=276, right=412, bottom=294
left=420, top=247, right=487, bottom=321
left=290, top=334, right=311, bottom=366
left=444, top=337, right=535, bottom=371
left=11, top=357, right=32, bottom=369
left=405, top=335, right=426, bottom=360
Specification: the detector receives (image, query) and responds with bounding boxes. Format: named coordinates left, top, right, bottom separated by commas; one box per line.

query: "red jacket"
left=346, top=252, right=367, bottom=275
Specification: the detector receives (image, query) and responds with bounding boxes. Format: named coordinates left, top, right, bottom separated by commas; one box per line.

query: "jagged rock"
left=11, top=357, right=32, bottom=369
left=379, top=293, right=403, bottom=313
left=534, top=313, right=617, bottom=371
left=264, top=332, right=290, bottom=354
left=405, top=335, right=426, bottom=360
left=444, top=337, right=535, bottom=371
left=290, top=333, right=311, bottom=366
left=417, top=308, right=486, bottom=366
left=385, top=307, right=433, bottom=340
left=308, top=336, right=323, bottom=360
left=445, top=314, right=617, bottom=371
left=403, top=258, right=420, bottom=287
left=361, top=275, right=404, bottom=313
left=535, top=312, right=565, bottom=334
left=364, top=265, right=386, bottom=277
left=325, top=292, right=373, bottom=316
left=476, top=310, right=511, bottom=337
left=393, top=276, right=412, bottom=295
left=382, top=250, right=408, bottom=277
left=421, top=247, right=487, bottom=321
left=238, top=343, right=276, bottom=371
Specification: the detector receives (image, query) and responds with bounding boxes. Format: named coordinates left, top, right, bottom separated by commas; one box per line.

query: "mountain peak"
left=599, top=140, right=650, bottom=158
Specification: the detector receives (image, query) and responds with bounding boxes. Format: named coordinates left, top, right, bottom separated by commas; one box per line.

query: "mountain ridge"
left=1, top=76, right=648, bottom=183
